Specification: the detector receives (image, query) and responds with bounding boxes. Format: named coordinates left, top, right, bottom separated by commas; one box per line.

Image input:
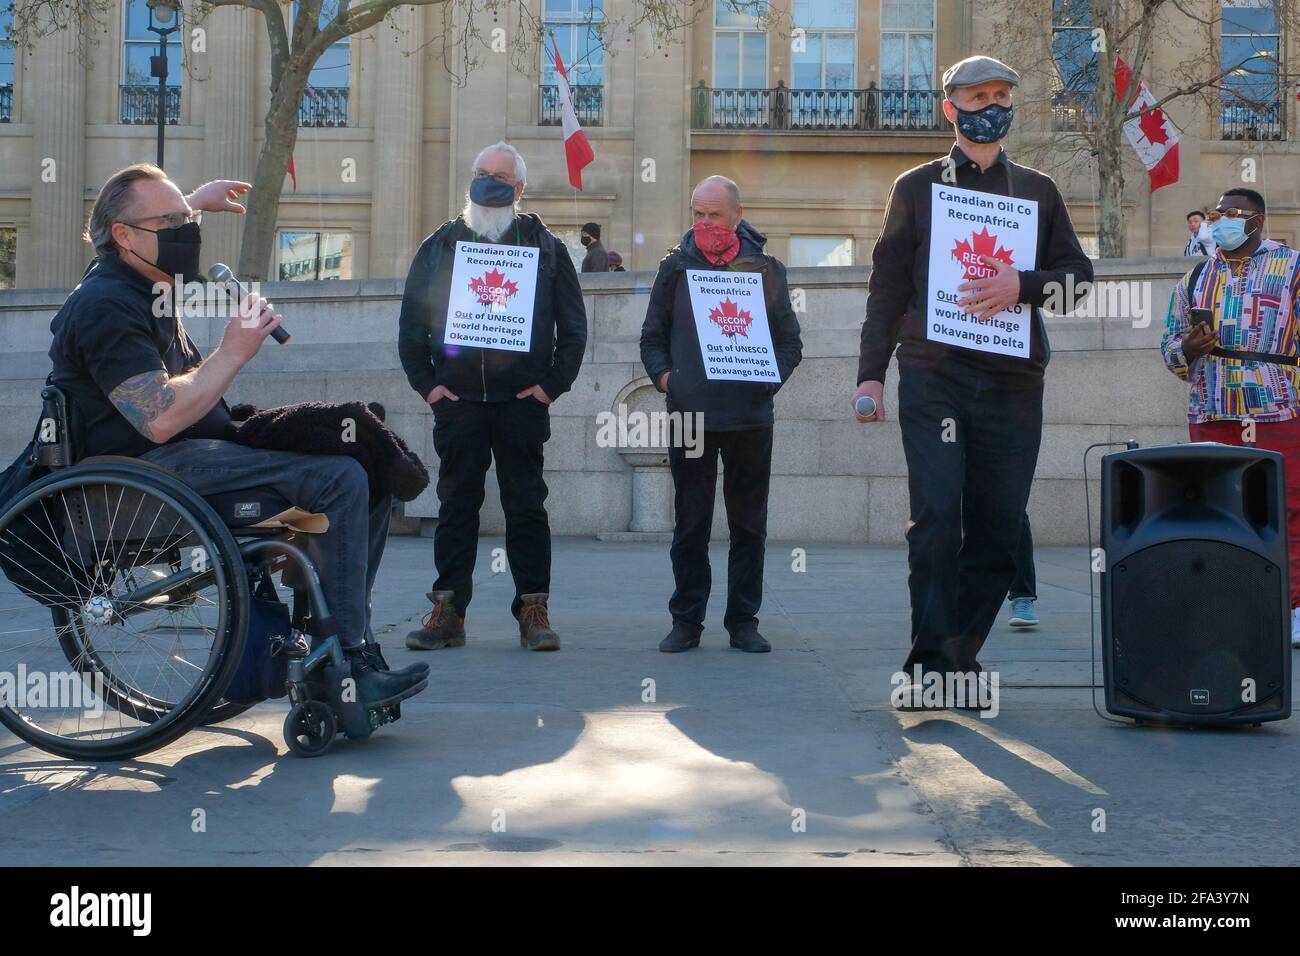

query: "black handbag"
left=222, top=570, right=308, bottom=704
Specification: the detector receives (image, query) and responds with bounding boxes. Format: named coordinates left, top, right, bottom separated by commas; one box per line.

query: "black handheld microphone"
left=208, top=263, right=291, bottom=344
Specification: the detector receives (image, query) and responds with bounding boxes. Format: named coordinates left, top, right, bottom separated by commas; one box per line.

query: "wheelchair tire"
left=0, top=457, right=250, bottom=760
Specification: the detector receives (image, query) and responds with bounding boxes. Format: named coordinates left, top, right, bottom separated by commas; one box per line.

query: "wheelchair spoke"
left=0, top=468, right=242, bottom=756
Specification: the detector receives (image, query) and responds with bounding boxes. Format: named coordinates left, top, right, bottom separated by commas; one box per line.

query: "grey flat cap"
left=942, top=55, right=1021, bottom=96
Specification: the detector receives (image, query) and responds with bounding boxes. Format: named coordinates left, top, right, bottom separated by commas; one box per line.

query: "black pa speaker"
left=1100, top=443, right=1291, bottom=725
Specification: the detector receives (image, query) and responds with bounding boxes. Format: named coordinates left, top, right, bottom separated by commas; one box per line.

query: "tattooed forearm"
left=110, top=370, right=177, bottom=442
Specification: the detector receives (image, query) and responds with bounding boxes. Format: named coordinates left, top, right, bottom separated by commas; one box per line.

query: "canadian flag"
left=1115, top=55, right=1179, bottom=192
left=552, top=38, right=595, bottom=190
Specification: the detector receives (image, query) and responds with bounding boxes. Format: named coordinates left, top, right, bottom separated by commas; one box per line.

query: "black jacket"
left=398, top=213, right=587, bottom=403
left=581, top=240, right=610, bottom=273
left=640, top=221, right=803, bottom=431
left=858, top=145, right=1094, bottom=386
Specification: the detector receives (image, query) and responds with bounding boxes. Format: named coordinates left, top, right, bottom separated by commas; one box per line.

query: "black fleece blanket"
left=224, top=401, right=429, bottom=503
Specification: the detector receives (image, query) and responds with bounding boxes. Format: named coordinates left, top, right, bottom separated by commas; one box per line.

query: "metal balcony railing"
left=1051, top=89, right=1098, bottom=133
left=1220, top=96, right=1285, bottom=141
left=691, top=82, right=944, bottom=132
left=0, top=83, right=11, bottom=122
left=300, top=87, right=349, bottom=128
left=538, top=84, right=603, bottom=126
left=120, top=84, right=180, bottom=125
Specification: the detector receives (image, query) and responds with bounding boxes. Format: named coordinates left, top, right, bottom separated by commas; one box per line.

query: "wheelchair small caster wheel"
left=284, top=701, right=336, bottom=757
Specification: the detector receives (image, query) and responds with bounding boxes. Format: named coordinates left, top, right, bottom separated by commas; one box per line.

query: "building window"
left=0, top=7, right=13, bottom=123
left=1077, top=235, right=1100, bottom=259
left=790, top=0, right=856, bottom=127
left=540, top=0, right=604, bottom=126
left=880, top=0, right=935, bottom=130
left=1220, top=0, right=1282, bottom=140
left=713, top=1, right=769, bottom=125
left=295, top=1, right=350, bottom=127
left=788, top=235, right=853, bottom=267
left=276, top=230, right=353, bottom=281
left=549, top=226, right=588, bottom=267
left=0, top=228, right=14, bottom=289
left=1051, top=0, right=1096, bottom=131
left=121, top=0, right=182, bottom=125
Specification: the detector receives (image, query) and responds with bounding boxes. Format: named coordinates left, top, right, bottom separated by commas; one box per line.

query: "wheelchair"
left=0, top=386, right=418, bottom=760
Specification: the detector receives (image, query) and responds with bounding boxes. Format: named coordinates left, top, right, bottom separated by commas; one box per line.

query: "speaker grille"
left=1110, top=540, right=1284, bottom=716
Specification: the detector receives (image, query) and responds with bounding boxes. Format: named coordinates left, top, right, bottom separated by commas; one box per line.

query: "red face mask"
left=693, top=221, right=740, bottom=265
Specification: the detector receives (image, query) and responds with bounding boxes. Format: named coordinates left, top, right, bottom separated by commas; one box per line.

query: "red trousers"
left=1190, top=416, right=1300, bottom=607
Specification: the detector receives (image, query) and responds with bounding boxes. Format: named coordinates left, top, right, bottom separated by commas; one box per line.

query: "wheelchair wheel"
left=0, top=457, right=249, bottom=760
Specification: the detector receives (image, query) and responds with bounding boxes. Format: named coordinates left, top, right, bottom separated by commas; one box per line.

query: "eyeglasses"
left=1206, top=209, right=1258, bottom=222
left=122, top=210, right=203, bottom=230
left=474, top=169, right=515, bottom=184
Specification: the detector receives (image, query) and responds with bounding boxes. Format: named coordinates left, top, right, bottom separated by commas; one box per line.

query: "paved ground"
left=1, top=537, right=1296, bottom=866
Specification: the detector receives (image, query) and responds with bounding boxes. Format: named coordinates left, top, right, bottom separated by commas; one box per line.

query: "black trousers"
left=668, top=427, right=773, bottom=632
left=430, top=397, right=551, bottom=619
left=897, top=365, right=1043, bottom=673
left=1008, top=512, right=1037, bottom=600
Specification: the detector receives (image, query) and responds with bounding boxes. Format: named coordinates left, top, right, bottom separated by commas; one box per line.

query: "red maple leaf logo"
left=469, top=268, right=519, bottom=307
left=952, top=227, right=1015, bottom=280
left=708, top=297, right=753, bottom=337
left=1136, top=109, right=1170, bottom=146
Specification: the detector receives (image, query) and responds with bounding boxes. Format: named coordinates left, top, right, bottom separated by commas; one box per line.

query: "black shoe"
left=346, top=645, right=429, bottom=708
left=659, top=623, right=701, bottom=653
left=364, top=640, right=430, bottom=680
left=728, top=627, right=771, bottom=653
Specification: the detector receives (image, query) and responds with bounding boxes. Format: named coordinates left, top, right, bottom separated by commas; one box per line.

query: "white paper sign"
left=444, top=241, right=539, bottom=353
left=926, top=184, right=1039, bottom=357
left=685, top=270, right=782, bottom=383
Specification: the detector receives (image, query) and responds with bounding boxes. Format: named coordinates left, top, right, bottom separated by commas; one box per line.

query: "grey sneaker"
left=1008, top=597, right=1038, bottom=628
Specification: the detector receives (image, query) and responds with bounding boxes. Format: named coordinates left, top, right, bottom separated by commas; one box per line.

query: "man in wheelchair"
left=45, top=163, right=429, bottom=723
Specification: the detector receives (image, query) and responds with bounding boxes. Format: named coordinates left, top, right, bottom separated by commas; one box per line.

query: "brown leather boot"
left=405, top=590, right=466, bottom=650
left=518, top=593, right=560, bottom=651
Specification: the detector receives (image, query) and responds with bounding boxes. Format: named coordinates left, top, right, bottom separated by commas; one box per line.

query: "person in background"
left=607, top=251, right=626, bottom=272
left=1185, top=210, right=1216, bottom=258
left=580, top=222, right=609, bottom=273
left=1161, top=188, right=1300, bottom=646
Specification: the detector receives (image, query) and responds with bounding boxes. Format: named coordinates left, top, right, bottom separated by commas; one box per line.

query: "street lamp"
left=146, top=0, right=181, bottom=168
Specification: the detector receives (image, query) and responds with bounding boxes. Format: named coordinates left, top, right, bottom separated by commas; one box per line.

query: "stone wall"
left=0, top=258, right=1197, bottom=544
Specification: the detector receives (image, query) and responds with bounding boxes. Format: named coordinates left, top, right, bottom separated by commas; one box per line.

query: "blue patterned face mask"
left=954, top=103, right=1014, bottom=144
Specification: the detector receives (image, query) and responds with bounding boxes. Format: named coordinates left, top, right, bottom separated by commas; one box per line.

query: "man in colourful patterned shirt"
left=1161, top=188, right=1300, bottom=645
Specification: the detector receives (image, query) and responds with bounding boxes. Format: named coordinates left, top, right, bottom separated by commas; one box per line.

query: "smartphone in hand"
left=1190, top=307, right=1214, bottom=329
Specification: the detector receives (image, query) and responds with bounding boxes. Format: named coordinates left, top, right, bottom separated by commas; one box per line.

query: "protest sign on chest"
left=925, top=184, right=1039, bottom=358
left=445, top=241, right=540, bottom=353
left=684, top=269, right=782, bottom=383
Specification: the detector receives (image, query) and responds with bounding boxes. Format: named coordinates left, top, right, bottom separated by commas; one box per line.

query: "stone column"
left=368, top=5, right=424, bottom=277
left=28, top=18, right=86, bottom=287
left=201, top=5, right=258, bottom=272
left=630, top=21, right=690, bottom=271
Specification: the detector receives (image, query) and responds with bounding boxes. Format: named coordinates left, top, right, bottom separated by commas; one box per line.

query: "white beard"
left=463, top=199, right=517, bottom=242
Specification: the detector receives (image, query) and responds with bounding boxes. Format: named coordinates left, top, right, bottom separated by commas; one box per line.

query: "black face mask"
left=580, top=235, right=593, bottom=247
left=124, top=220, right=202, bottom=283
